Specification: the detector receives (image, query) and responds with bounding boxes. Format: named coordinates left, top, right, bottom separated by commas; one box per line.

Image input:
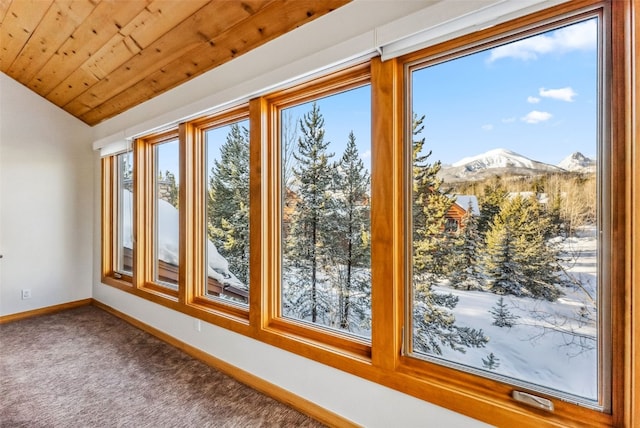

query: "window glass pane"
left=154, top=139, right=180, bottom=288
left=409, top=18, right=601, bottom=405
left=205, top=120, right=250, bottom=304
left=115, top=151, right=133, bottom=275
left=281, top=85, right=372, bottom=338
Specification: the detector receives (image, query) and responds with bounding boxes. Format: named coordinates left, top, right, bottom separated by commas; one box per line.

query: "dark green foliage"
left=283, top=103, right=336, bottom=323
left=411, top=114, right=455, bottom=277
left=477, top=178, right=507, bottom=236
left=207, top=123, right=250, bottom=285
left=482, top=352, right=500, bottom=370
left=489, top=296, right=519, bottom=327
left=484, top=195, right=564, bottom=300
left=411, top=114, right=488, bottom=355
left=449, top=201, right=485, bottom=290
left=413, top=281, right=489, bottom=355
left=332, top=131, right=371, bottom=331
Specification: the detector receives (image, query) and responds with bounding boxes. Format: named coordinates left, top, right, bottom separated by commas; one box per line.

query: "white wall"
left=0, top=73, right=93, bottom=316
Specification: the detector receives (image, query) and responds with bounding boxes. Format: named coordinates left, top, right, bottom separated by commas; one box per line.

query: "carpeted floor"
left=0, top=305, right=324, bottom=428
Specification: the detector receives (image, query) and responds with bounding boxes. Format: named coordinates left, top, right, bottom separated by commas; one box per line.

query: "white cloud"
left=481, top=124, right=494, bottom=131
left=521, top=110, right=552, bottom=124
left=539, top=87, right=577, bottom=102
left=527, top=96, right=540, bottom=104
left=360, top=149, right=371, bottom=160
left=502, top=117, right=516, bottom=123
left=487, top=20, right=596, bottom=63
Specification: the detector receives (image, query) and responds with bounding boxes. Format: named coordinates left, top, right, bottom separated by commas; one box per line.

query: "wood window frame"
left=259, top=62, right=373, bottom=359
left=388, top=1, right=629, bottom=426
left=100, top=0, right=638, bottom=425
left=136, top=129, right=181, bottom=300
left=186, top=107, right=252, bottom=322
left=101, top=155, right=133, bottom=289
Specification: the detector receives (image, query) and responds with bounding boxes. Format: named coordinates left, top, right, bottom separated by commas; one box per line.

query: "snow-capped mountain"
left=558, top=152, right=596, bottom=173
left=439, top=148, right=565, bottom=182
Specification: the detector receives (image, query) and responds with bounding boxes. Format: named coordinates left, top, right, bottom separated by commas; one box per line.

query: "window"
left=102, top=148, right=134, bottom=285
left=153, top=138, right=180, bottom=289
left=405, top=8, right=612, bottom=412
left=115, top=150, right=133, bottom=275
left=203, top=117, right=251, bottom=305
left=266, top=66, right=373, bottom=343
left=100, top=1, right=635, bottom=425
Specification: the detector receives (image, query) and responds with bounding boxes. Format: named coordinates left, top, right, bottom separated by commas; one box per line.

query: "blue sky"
left=161, top=17, right=598, bottom=176
left=282, top=85, right=372, bottom=170
left=413, top=18, right=598, bottom=166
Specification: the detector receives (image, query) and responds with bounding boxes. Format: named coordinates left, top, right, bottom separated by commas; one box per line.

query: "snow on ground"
left=431, top=226, right=598, bottom=401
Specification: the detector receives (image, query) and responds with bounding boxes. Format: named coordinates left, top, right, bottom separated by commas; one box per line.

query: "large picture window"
left=406, top=12, right=608, bottom=409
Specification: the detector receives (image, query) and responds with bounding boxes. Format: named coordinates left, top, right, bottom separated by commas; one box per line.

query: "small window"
left=406, top=14, right=607, bottom=409
left=278, top=81, right=372, bottom=339
left=115, top=151, right=133, bottom=275
left=204, top=118, right=250, bottom=305
left=153, top=138, right=180, bottom=289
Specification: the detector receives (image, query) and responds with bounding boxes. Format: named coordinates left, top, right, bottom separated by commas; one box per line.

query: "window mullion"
left=179, top=122, right=203, bottom=304
left=370, top=56, right=404, bottom=370
left=249, top=97, right=267, bottom=332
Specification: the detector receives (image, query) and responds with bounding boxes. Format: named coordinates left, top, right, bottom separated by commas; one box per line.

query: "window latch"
left=512, top=390, right=554, bottom=412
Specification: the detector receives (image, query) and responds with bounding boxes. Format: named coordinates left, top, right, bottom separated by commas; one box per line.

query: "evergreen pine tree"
left=207, top=123, right=250, bottom=285
left=413, top=281, right=489, bottom=355
left=283, top=102, right=335, bottom=324
left=478, top=178, right=507, bottom=236
left=484, top=195, right=564, bottom=300
left=411, top=114, right=488, bottom=355
left=482, top=352, right=500, bottom=370
left=332, top=131, right=371, bottom=331
left=449, top=201, right=485, bottom=290
left=489, top=296, right=519, bottom=327
left=412, top=114, right=455, bottom=277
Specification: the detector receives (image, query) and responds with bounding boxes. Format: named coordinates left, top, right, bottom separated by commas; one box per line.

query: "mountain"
left=439, top=148, right=565, bottom=182
left=558, top=152, right=596, bottom=173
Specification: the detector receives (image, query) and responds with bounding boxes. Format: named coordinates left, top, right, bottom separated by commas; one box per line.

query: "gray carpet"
left=0, top=305, right=324, bottom=428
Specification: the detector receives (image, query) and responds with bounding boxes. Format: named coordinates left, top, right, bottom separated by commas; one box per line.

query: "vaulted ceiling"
left=0, top=0, right=350, bottom=126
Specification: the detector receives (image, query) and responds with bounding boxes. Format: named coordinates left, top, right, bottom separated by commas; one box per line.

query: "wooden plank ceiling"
left=0, top=0, right=350, bottom=126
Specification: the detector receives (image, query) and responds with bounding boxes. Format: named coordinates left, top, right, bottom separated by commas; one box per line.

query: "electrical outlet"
left=21, top=289, right=31, bottom=300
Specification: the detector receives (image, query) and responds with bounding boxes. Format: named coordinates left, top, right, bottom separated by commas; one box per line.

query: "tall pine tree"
left=477, top=177, right=507, bottom=236
left=332, top=131, right=371, bottom=331
left=449, top=201, right=485, bottom=290
left=412, top=114, right=455, bottom=277
left=411, top=114, right=487, bottom=355
left=283, top=103, right=335, bottom=324
left=484, top=195, right=564, bottom=300
left=207, top=123, right=250, bottom=285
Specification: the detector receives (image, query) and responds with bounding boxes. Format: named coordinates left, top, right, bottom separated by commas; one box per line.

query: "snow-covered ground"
left=123, top=186, right=599, bottom=402
left=428, top=226, right=598, bottom=402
